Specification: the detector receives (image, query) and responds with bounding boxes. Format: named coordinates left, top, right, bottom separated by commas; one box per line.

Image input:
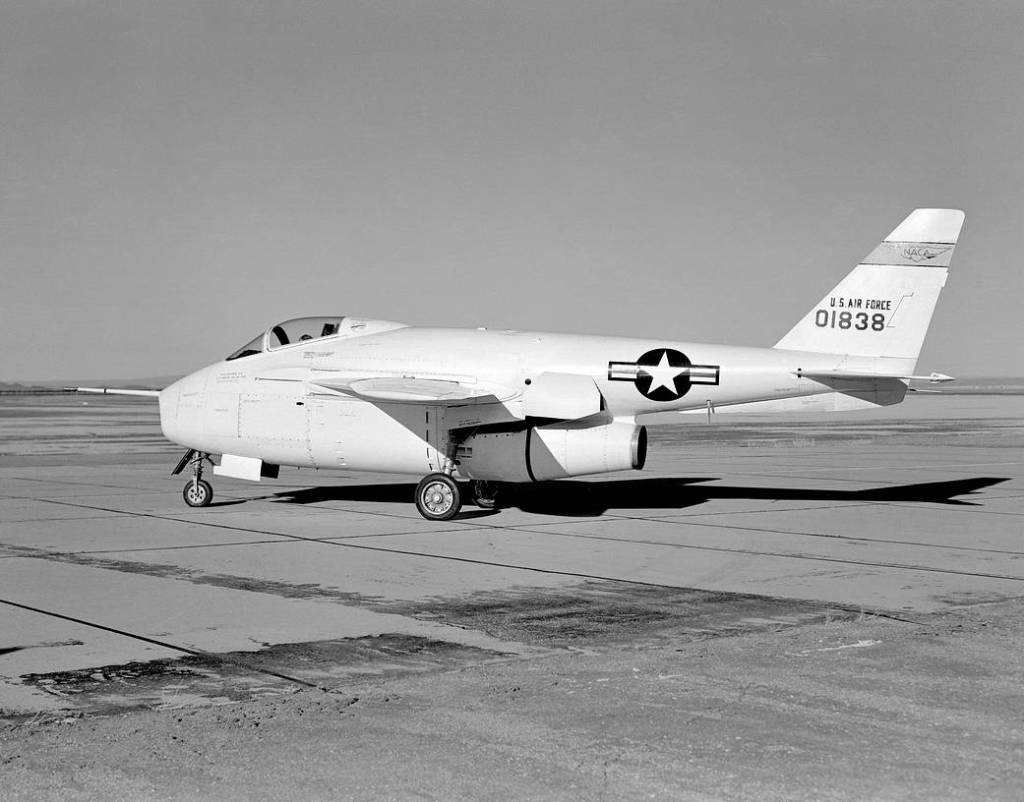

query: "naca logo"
left=901, top=245, right=951, bottom=263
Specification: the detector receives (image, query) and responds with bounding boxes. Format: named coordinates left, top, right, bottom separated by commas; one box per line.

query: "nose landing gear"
left=183, top=477, right=213, bottom=507
left=173, top=449, right=214, bottom=508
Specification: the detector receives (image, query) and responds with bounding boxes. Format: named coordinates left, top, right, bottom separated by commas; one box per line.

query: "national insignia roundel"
left=607, top=349, right=721, bottom=402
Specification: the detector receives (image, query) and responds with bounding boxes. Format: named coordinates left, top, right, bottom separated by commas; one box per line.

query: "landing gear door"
left=425, top=404, right=446, bottom=473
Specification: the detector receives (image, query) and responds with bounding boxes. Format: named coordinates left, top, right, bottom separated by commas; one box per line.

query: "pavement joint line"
left=535, top=510, right=1024, bottom=558
left=8, top=492, right=1023, bottom=585
left=0, top=520, right=508, bottom=557
left=726, top=460, right=1021, bottom=475
left=318, top=522, right=600, bottom=538
left=851, top=499, right=1024, bottom=516
left=243, top=498, right=430, bottom=523
left=2, top=496, right=182, bottom=514
left=6, top=476, right=171, bottom=492
left=4, top=475, right=318, bottom=496
left=0, top=515, right=130, bottom=525
left=235, top=488, right=707, bottom=531
left=728, top=471, right=1019, bottom=488
left=2, top=497, right=678, bottom=587
left=326, top=511, right=1024, bottom=584
left=241, top=497, right=610, bottom=530
left=652, top=502, right=879, bottom=519
left=0, top=539, right=301, bottom=558
left=5, top=493, right=167, bottom=506
left=0, top=502, right=476, bottom=548
left=9, top=491, right=431, bottom=525
left=1, top=494, right=937, bottom=609
left=0, top=598, right=331, bottom=692
left=491, top=522, right=1024, bottom=582
left=0, top=559, right=913, bottom=640
left=668, top=497, right=1024, bottom=519
left=237, top=485, right=880, bottom=536
left=236, top=497, right=426, bottom=521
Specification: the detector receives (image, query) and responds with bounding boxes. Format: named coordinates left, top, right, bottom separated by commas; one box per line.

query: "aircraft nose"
left=158, top=379, right=183, bottom=444
left=159, top=369, right=209, bottom=448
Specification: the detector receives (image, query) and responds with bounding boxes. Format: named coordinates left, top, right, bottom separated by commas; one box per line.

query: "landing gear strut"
left=414, top=432, right=465, bottom=521
left=174, top=449, right=214, bottom=508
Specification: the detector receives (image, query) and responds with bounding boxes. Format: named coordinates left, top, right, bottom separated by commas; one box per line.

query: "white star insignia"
left=643, top=351, right=685, bottom=394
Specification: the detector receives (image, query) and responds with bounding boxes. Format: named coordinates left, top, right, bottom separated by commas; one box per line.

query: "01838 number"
left=814, top=310, right=885, bottom=331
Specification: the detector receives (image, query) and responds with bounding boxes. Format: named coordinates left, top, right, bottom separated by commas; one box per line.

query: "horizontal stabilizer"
left=680, top=392, right=900, bottom=415
left=66, top=387, right=161, bottom=398
left=795, top=370, right=954, bottom=383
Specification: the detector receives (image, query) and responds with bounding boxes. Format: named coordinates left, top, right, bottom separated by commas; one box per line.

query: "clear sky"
left=3, top=1, right=1022, bottom=381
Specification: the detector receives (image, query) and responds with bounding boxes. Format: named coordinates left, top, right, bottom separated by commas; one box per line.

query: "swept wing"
left=307, top=375, right=515, bottom=405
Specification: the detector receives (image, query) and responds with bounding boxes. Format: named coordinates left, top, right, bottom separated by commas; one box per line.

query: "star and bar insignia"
left=608, top=348, right=720, bottom=402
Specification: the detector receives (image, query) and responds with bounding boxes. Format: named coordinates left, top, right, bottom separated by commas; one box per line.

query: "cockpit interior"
left=226, top=317, right=345, bottom=361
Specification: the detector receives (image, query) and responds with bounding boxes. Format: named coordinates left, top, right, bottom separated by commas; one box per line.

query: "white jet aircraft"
left=74, top=208, right=964, bottom=520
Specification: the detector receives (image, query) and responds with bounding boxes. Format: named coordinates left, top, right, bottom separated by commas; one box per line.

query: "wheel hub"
left=422, top=482, right=453, bottom=513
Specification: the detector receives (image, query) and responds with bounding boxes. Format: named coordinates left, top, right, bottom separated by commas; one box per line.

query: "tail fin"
left=774, top=209, right=965, bottom=368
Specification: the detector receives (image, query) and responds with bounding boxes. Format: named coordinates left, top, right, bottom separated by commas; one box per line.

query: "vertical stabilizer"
left=774, top=209, right=965, bottom=367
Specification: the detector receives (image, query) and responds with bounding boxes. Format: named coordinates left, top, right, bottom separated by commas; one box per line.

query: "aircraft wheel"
left=415, top=473, right=461, bottom=521
left=470, top=480, right=498, bottom=509
left=183, top=479, right=213, bottom=508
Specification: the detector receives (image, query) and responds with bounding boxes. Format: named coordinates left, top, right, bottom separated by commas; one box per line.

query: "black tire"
left=183, top=479, right=213, bottom=508
left=470, top=480, right=498, bottom=509
left=415, top=473, right=461, bottom=521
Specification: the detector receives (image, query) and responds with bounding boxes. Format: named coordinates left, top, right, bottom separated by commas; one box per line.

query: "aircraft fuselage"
left=159, top=323, right=889, bottom=478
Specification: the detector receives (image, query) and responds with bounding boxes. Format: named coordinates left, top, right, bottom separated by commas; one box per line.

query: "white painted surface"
left=884, top=208, right=965, bottom=244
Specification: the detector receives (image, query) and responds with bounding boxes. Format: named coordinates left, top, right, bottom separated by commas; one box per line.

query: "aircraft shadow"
left=271, top=476, right=1009, bottom=518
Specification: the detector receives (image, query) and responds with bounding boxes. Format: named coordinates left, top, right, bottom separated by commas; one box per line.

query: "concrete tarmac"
left=1, top=393, right=1022, bottom=799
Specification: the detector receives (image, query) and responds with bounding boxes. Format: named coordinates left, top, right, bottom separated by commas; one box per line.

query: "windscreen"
left=225, top=334, right=264, bottom=361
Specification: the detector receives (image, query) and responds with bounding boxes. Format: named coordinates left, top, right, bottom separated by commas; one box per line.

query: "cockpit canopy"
left=226, top=316, right=345, bottom=361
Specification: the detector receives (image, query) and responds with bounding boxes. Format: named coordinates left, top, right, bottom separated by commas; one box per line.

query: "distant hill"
left=1, top=376, right=181, bottom=395
left=0, top=381, right=57, bottom=394
left=941, top=377, right=1024, bottom=394
left=37, top=376, right=180, bottom=391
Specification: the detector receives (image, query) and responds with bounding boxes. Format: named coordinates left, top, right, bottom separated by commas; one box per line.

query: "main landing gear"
left=415, top=473, right=461, bottom=521
left=469, top=480, right=499, bottom=509
left=173, top=449, right=214, bottom=508
left=413, top=475, right=501, bottom=520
